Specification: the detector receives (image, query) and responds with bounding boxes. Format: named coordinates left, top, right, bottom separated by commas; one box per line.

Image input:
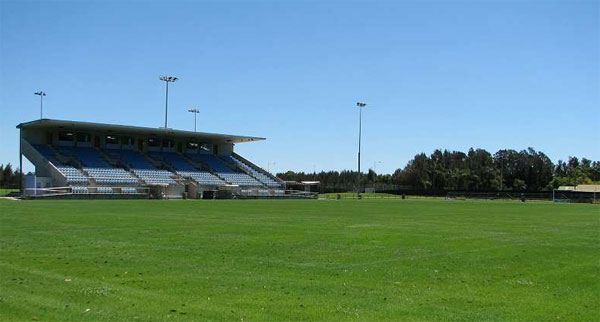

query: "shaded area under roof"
left=17, top=119, right=265, bottom=144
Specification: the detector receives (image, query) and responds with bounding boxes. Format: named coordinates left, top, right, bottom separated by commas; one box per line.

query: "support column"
left=19, top=128, right=23, bottom=196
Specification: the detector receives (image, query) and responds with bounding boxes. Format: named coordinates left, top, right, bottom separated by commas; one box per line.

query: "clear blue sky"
left=1, top=0, right=598, bottom=174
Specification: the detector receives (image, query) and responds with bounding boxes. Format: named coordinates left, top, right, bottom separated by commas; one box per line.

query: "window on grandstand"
left=105, top=135, right=120, bottom=145
left=162, top=139, right=174, bottom=148
left=59, top=131, right=75, bottom=141
left=76, top=133, right=91, bottom=143
left=122, top=136, right=134, bottom=146
left=187, top=142, right=199, bottom=150
left=148, top=138, right=160, bottom=147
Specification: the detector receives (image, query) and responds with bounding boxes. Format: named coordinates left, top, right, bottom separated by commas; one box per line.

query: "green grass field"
left=0, top=199, right=598, bottom=322
left=320, top=192, right=403, bottom=199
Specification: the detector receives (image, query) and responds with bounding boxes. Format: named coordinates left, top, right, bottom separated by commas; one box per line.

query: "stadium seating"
left=148, top=152, right=227, bottom=186
left=84, top=167, right=139, bottom=186
left=34, top=144, right=275, bottom=188
left=34, top=145, right=90, bottom=185
left=54, top=146, right=140, bottom=186
left=226, top=155, right=283, bottom=188
left=132, top=169, right=178, bottom=185
left=57, top=146, right=111, bottom=168
left=34, top=144, right=63, bottom=165
left=187, top=153, right=263, bottom=187
left=108, top=149, right=156, bottom=169
left=177, top=171, right=225, bottom=186
left=58, top=167, right=90, bottom=185
left=149, top=152, right=197, bottom=171
left=103, top=149, right=178, bottom=185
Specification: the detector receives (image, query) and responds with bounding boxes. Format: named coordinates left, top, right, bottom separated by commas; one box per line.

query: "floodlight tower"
left=356, top=102, right=367, bottom=192
left=188, top=108, right=200, bottom=132
left=159, top=76, right=179, bottom=128
left=34, top=91, right=46, bottom=119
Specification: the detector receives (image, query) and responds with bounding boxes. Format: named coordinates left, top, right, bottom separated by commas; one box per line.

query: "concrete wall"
left=215, top=143, right=234, bottom=156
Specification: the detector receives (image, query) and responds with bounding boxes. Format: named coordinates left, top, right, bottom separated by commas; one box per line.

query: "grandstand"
left=553, top=185, right=599, bottom=203
left=17, top=119, right=289, bottom=198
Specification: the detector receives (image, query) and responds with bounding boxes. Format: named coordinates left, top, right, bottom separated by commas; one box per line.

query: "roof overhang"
left=16, top=119, right=265, bottom=144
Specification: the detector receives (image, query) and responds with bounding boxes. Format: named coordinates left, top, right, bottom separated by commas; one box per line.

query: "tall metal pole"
left=164, top=81, right=169, bottom=128
left=356, top=102, right=366, bottom=193
left=159, top=76, right=178, bottom=128
left=358, top=107, right=361, bottom=175
left=188, top=108, right=200, bottom=132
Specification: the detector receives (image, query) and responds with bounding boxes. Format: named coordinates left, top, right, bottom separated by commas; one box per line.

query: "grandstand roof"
left=16, top=119, right=265, bottom=143
left=558, top=185, right=600, bottom=193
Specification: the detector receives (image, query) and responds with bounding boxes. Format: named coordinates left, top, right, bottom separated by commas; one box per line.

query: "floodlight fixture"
left=159, top=76, right=179, bottom=83
left=34, top=91, right=47, bottom=119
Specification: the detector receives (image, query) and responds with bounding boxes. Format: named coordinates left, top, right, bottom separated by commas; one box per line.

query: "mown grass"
left=319, top=192, right=403, bottom=199
left=0, top=199, right=598, bottom=321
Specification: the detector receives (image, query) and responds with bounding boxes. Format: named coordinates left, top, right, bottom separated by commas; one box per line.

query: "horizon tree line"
left=277, top=148, right=599, bottom=192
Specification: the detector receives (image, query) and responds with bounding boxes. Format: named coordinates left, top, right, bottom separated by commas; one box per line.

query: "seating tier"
left=105, top=149, right=156, bottom=169
left=57, top=146, right=110, bottom=168
left=133, top=169, right=177, bottom=185
left=226, top=156, right=282, bottom=188
left=177, top=171, right=225, bottom=186
left=186, top=153, right=263, bottom=187
left=84, top=167, right=139, bottom=186
left=149, top=152, right=198, bottom=171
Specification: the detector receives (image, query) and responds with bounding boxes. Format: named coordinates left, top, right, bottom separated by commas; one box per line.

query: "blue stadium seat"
left=104, top=149, right=179, bottom=185
left=226, top=155, right=283, bottom=188
left=177, top=171, right=225, bottom=186
left=34, top=145, right=91, bottom=185
left=53, top=146, right=140, bottom=186
left=149, top=152, right=198, bottom=171
left=187, top=153, right=264, bottom=187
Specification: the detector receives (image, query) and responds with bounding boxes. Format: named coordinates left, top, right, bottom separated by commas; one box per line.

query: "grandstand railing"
left=24, top=186, right=150, bottom=197
left=235, top=189, right=317, bottom=199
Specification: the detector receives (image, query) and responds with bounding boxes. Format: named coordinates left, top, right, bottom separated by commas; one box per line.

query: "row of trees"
left=0, top=164, right=21, bottom=188
left=277, top=148, right=599, bottom=192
